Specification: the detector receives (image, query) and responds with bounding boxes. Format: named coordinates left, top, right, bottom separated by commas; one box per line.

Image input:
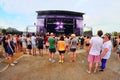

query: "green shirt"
left=48, top=37, right=55, bottom=49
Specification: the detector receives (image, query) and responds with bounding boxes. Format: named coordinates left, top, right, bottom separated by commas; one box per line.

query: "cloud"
left=0, top=0, right=87, bottom=15
left=0, top=18, right=24, bottom=31
left=0, top=0, right=120, bottom=34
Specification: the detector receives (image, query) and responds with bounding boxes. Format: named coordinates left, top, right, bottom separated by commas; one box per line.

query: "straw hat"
left=71, top=34, right=76, bottom=38
left=50, top=33, right=54, bottom=36
left=46, top=32, right=49, bottom=36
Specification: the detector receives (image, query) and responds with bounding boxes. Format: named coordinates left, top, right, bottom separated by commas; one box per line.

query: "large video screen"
left=46, top=18, right=74, bottom=35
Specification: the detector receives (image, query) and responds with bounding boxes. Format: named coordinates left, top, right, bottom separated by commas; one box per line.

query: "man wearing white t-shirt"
left=87, top=30, right=103, bottom=73
left=99, top=34, right=112, bottom=71
left=31, top=33, right=36, bottom=55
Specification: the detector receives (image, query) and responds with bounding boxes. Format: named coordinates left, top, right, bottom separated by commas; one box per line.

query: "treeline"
left=1, top=28, right=23, bottom=35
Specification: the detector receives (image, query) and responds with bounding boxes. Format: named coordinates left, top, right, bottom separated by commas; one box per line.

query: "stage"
left=36, top=10, right=84, bottom=36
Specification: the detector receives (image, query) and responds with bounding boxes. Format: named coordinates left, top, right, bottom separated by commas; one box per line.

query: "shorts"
left=116, top=47, right=120, bottom=53
left=38, top=45, right=43, bottom=49
left=27, top=45, right=32, bottom=49
left=7, top=46, right=14, bottom=55
left=66, top=45, right=69, bottom=49
left=3, top=45, right=8, bottom=53
left=22, top=43, right=26, bottom=48
left=88, top=54, right=101, bottom=63
left=46, top=46, right=49, bottom=49
left=113, top=44, right=117, bottom=47
left=32, top=44, right=36, bottom=48
left=49, top=48, right=56, bottom=53
left=14, top=43, right=17, bottom=46
left=86, top=43, right=90, bottom=46
left=70, top=48, right=76, bottom=52
left=58, top=50, right=65, bottom=55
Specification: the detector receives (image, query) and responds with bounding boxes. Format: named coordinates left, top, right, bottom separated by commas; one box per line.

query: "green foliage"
left=113, top=32, right=118, bottom=38
left=84, top=30, right=93, bottom=36
left=2, top=29, right=6, bottom=34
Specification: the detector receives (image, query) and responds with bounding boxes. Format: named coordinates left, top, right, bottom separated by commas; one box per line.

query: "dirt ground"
left=0, top=49, right=120, bottom=80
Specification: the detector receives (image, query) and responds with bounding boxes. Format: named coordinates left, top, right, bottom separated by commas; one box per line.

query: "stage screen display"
left=46, top=18, right=74, bottom=35
left=37, top=19, right=45, bottom=34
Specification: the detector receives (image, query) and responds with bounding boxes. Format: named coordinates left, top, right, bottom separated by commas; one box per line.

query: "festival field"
left=0, top=49, right=120, bottom=80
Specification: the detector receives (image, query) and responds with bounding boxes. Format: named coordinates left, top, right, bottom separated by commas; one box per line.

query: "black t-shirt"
left=2, top=36, right=8, bottom=46
left=37, top=38, right=44, bottom=46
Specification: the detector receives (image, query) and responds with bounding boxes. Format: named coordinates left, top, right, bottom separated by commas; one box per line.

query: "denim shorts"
left=70, top=48, right=76, bottom=52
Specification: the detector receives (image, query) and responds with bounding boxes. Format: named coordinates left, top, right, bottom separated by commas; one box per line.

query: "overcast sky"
left=0, top=0, right=120, bottom=34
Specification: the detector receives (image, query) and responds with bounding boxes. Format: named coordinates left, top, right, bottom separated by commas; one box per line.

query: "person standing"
left=21, top=34, right=27, bottom=54
left=2, top=34, right=8, bottom=59
left=37, top=35, right=44, bottom=56
left=87, top=30, right=103, bottom=73
left=48, top=33, right=56, bottom=63
left=57, top=36, right=66, bottom=63
left=69, top=34, right=78, bottom=63
left=99, top=33, right=112, bottom=71
left=80, top=36, right=85, bottom=49
left=31, top=33, right=37, bottom=56
left=44, top=33, right=49, bottom=54
left=16, top=34, right=20, bottom=52
left=13, top=34, right=17, bottom=53
left=116, top=35, right=120, bottom=61
left=26, top=34, right=32, bottom=55
left=7, top=34, right=17, bottom=66
left=65, top=36, right=70, bottom=53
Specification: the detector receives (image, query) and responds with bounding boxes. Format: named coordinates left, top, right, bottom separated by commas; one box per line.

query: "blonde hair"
left=71, top=34, right=76, bottom=38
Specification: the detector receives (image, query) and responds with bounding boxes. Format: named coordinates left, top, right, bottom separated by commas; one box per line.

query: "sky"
left=0, top=0, right=120, bottom=35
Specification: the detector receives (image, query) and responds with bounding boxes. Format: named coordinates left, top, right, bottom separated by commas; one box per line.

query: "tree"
left=84, top=30, right=93, bottom=36
left=113, top=32, right=118, bottom=38
left=2, top=29, right=6, bottom=34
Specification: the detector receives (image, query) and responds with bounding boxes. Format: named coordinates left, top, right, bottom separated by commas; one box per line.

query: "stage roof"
left=36, top=10, right=84, bottom=17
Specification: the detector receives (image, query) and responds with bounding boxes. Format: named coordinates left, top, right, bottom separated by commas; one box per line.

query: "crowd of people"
left=0, top=30, right=120, bottom=74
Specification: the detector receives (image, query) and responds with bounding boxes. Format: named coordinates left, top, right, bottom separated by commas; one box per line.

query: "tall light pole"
left=26, top=23, right=37, bottom=34
left=26, top=26, right=28, bottom=34
left=34, top=23, right=36, bottom=34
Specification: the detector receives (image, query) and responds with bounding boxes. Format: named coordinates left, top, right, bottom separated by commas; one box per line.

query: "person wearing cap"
left=69, top=34, right=78, bottom=63
left=48, top=33, right=56, bottom=63
left=99, top=33, right=112, bottom=72
left=87, top=30, right=103, bottom=73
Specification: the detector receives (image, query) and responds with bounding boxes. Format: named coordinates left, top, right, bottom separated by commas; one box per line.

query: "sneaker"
left=5, top=57, right=9, bottom=60
left=51, top=59, right=55, bottom=63
left=99, top=69, right=104, bottom=72
left=93, top=70, right=97, bottom=73
left=49, top=58, right=52, bottom=61
left=10, top=63, right=15, bottom=66
left=59, top=60, right=62, bottom=63
left=24, top=53, right=27, bottom=54
left=13, top=61, right=18, bottom=64
left=61, top=60, right=64, bottom=63
left=86, top=70, right=91, bottom=74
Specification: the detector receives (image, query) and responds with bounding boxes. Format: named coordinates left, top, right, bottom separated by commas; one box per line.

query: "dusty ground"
left=0, top=49, right=120, bottom=80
